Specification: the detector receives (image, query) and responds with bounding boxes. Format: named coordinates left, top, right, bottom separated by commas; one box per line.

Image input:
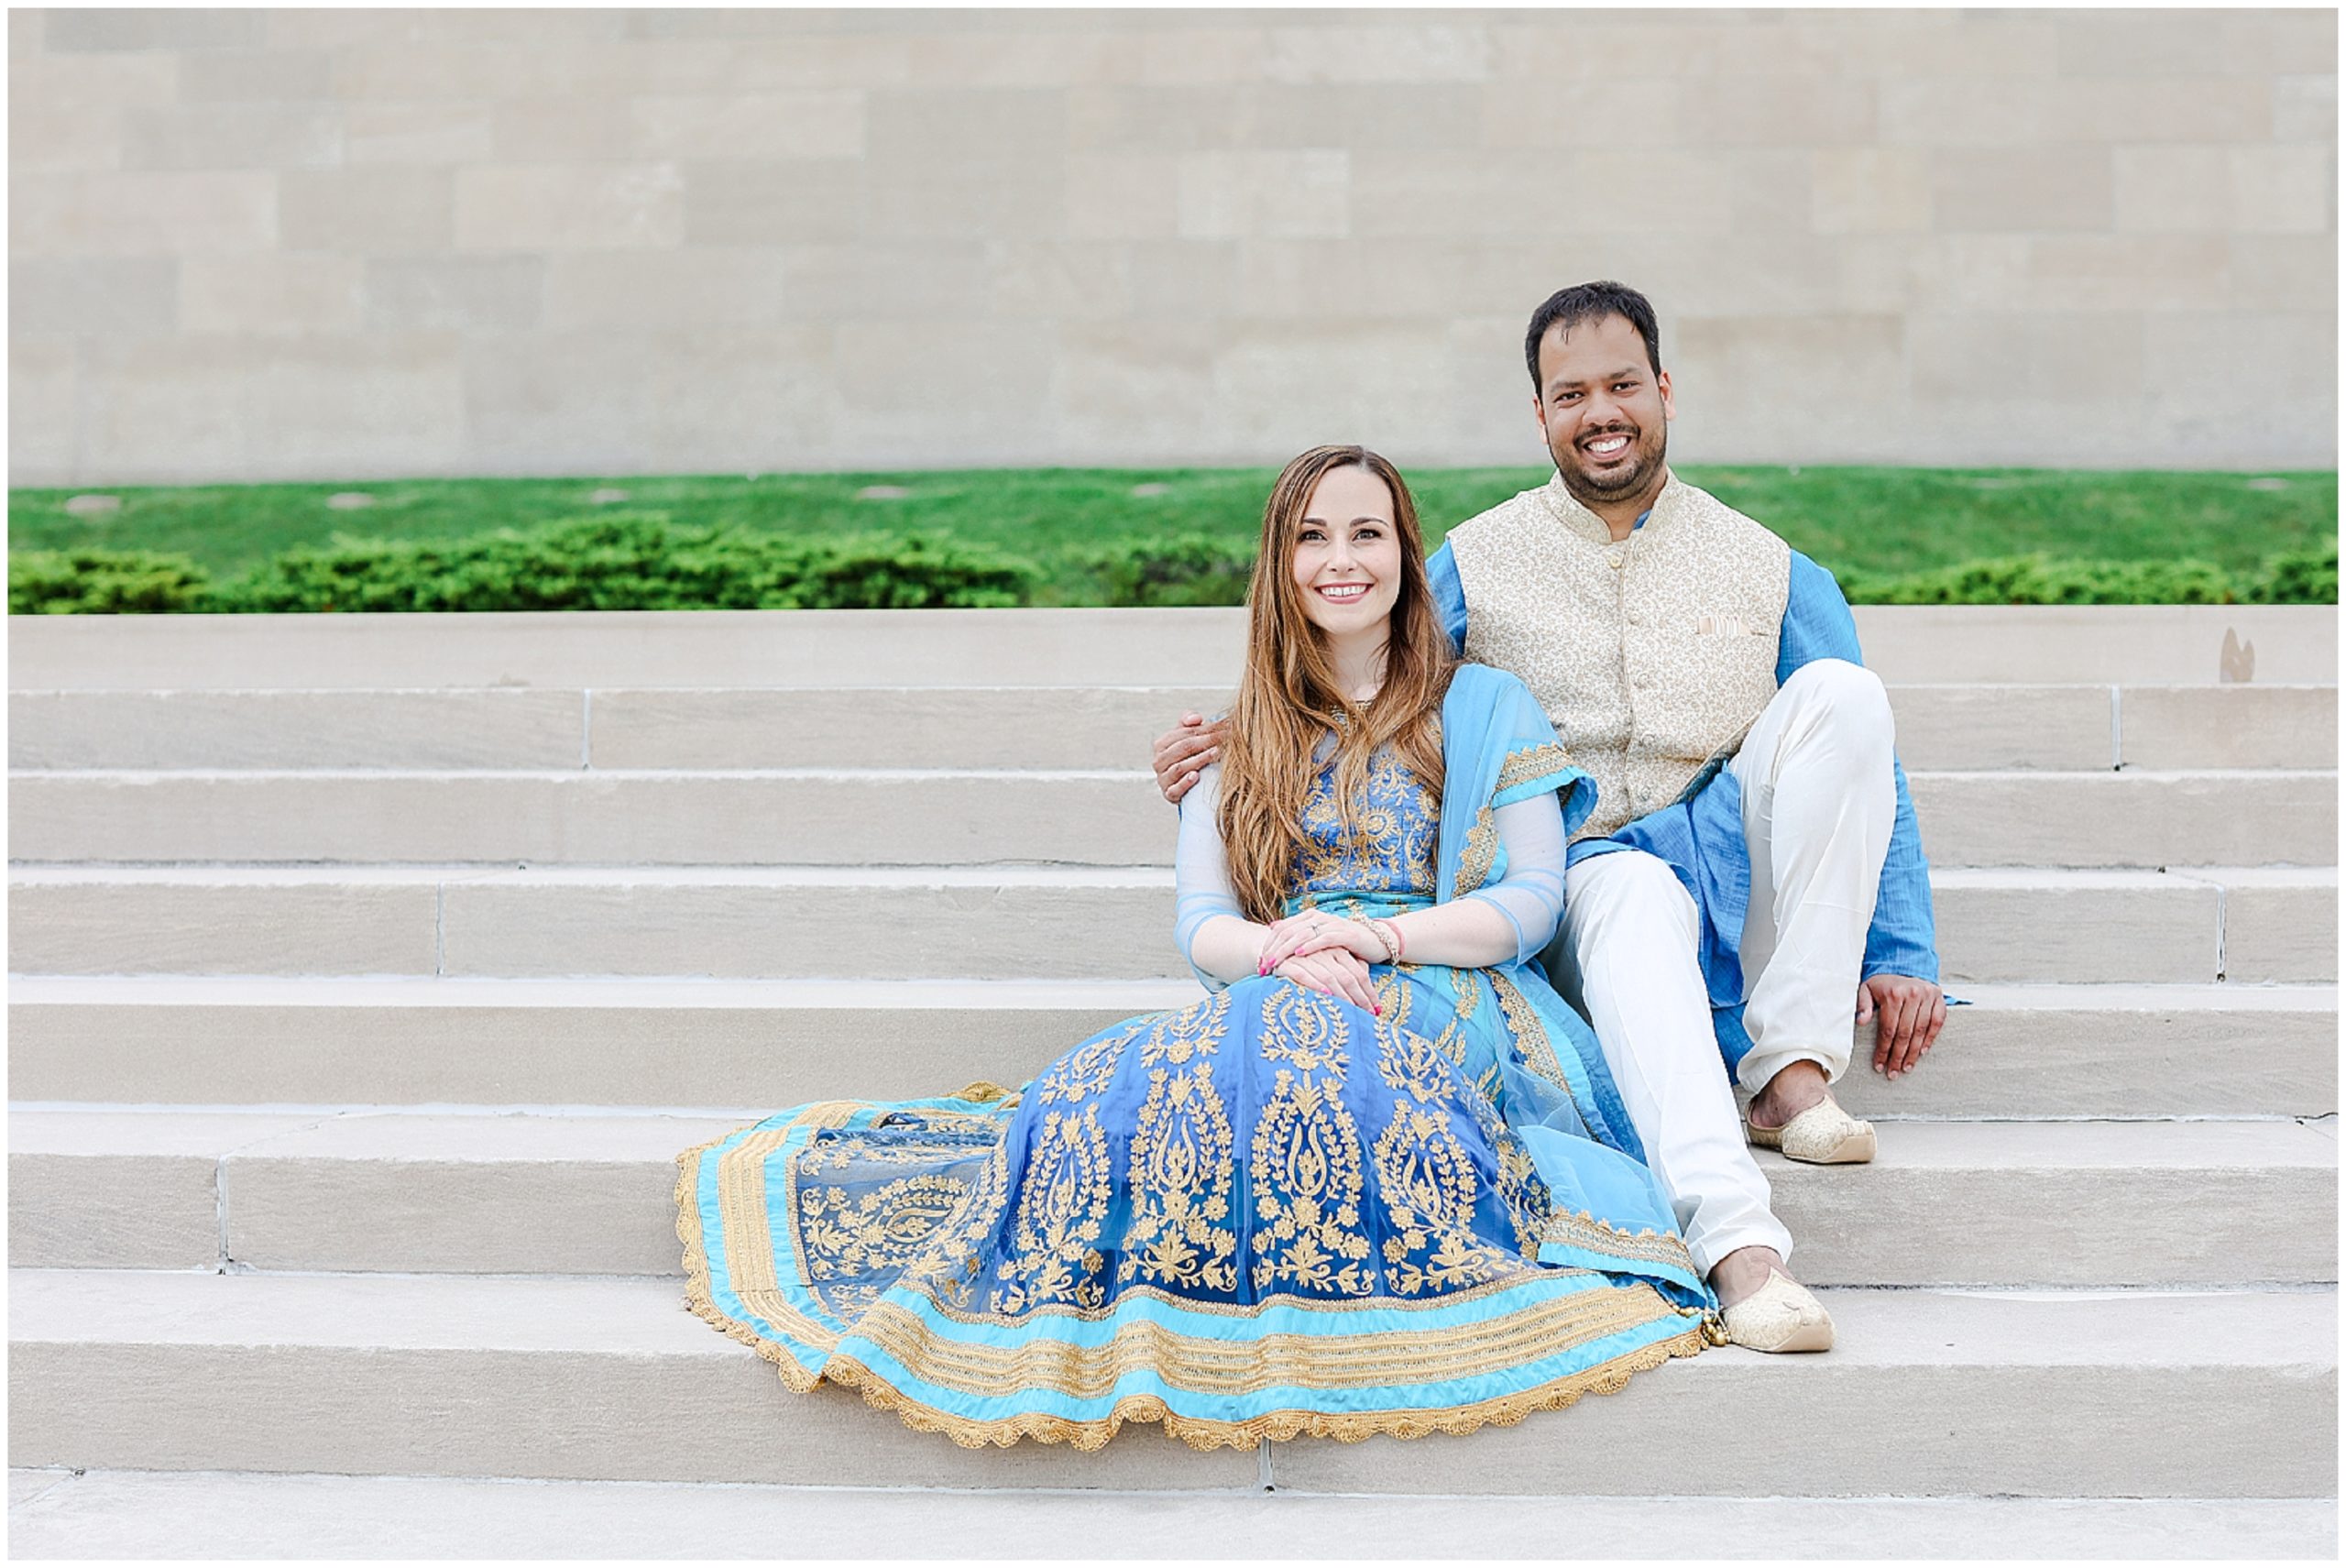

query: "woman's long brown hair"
left=1217, top=444, right=1456, bottom=924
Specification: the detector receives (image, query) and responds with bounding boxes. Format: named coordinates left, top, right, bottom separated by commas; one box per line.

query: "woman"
left=676, top=445, right=1716, bottom=1450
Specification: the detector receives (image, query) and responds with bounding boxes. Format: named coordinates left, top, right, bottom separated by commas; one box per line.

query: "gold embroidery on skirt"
left=1371, top=1101, right=1507, bottom=1295
left=1374, top=1018, right=1456, bottom=1104
left=898, top=1135, right=1012, bottom=1312
left=795, top=1173, right=975, bottom=1315
left=992, top=1102, right=1113, bottom=1314
left=1120, top=993, right=1239, bottom=1294
left=1036, top=1015, right=1146, bottom=1105
left=1249, top=985, right=1372, bottom=1296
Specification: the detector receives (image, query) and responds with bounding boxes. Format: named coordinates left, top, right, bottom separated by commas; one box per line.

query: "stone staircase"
left=8, top=605, right=2338, bottom=1557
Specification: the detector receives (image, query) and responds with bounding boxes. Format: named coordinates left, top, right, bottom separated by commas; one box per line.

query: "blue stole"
left=1431, top=664, right=1708, bottom=1304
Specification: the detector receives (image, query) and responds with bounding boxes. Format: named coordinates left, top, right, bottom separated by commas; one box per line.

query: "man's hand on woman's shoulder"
left=1153, top=712, right=1224, bottom=806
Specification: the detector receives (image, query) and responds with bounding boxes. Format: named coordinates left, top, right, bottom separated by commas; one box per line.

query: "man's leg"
left=1730, top=658, right=1898, bottom=1136
left=1553, top=850, right=1793, bottom=1278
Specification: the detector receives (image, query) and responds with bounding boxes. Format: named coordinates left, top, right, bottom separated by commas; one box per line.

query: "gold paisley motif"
left=991, top=1103, right=1114, bottom=1314
left=1258, top=980, right=1352, bottom=1080
left=1374, top=1020, right=1456, bottom=1105
left=1036, top=1015, right=1144, bottom=1105
left=1120, top=995, right=1239, bottom=1294
left=1463, top=1087, right=1553, bottom=1259
left=1248, top=994, right=1373, bottom=1297
left=797, top=1173, right=971, bottom=1280
left=1370, top=1102, right=1506, bottom=1296
left=896, top=1135, right=1013, bottom=1312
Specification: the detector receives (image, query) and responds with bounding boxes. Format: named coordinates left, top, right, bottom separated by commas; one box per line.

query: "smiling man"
left=1155, top=281, right=1946, bottom=1352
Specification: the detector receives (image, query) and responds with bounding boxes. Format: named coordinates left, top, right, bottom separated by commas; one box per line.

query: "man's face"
left=1531, top=313, right=1674, bottom=509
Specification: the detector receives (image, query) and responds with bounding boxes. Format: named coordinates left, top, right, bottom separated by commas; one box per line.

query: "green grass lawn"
left=10, top=465, right=2336, bottom=598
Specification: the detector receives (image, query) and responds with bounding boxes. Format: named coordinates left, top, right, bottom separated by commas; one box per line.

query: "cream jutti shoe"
left=1718, top=1268, right=1836, bottom=1353
left=1746, top=1097, right=1877, bottom=1165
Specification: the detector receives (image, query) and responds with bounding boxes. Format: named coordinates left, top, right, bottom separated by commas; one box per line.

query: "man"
left=1153, top=280, right=1946, bottom=1353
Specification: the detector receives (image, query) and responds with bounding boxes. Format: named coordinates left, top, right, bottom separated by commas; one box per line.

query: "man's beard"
left=1554, top=422, right=1667, bottom=506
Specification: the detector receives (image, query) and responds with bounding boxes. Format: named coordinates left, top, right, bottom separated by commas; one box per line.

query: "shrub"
left=1838, top=554, right=2238, bottom=606
left=2251, top=539, right=2339, bottom=604
left=216, top=514, right=1036, bottom=613
left=785, top=532, right=1034, bottom=609
left=1085, top=532, right=1256, bottom=607
left=8, top=548, right=214, bottom=614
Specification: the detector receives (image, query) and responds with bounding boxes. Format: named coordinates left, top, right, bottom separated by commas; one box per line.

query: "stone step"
left=13, top=605, right=2335, bottom=690
left=10, top=767, right=2334, bottom=871
left=9, top=1269, right=2333, bottom=1497
left=8, top=865, right=2334, bottom=983
left=7, top=978, right=2334, bottom=1120
left=7, top=1469, right=2335, bottom=1560
left=10, top=1109, right=2333, bottom=1288
left=11, top=683, right=2337, bottom=773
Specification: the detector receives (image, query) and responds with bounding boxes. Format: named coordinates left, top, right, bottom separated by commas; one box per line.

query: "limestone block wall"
left=7, top=6, right=2336, bottom=484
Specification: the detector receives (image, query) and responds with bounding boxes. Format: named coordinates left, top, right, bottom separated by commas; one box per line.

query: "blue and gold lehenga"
left=676, top=665, right=1717, bottom=1450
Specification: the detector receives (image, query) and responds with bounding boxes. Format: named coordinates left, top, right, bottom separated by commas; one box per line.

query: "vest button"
left=1607, top=555, right=1625, bottom=571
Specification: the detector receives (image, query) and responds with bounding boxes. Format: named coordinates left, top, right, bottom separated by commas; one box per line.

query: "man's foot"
left=1708, top=1246, right=1834, bottom=1354
left=1745, top=1060, right=1875, bottom=1164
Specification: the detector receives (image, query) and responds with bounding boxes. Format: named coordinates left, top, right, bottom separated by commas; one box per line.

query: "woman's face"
left=1289, top=465, right=1403, bottom=640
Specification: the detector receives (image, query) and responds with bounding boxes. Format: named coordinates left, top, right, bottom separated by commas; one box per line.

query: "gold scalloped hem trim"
left=677, top=1132, right=832, bottom=1388
left=809, top=1326, right=1703, bottom=1453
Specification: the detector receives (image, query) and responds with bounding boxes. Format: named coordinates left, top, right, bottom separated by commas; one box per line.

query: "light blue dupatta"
left=1434, top=663, right=1709, bottom=1306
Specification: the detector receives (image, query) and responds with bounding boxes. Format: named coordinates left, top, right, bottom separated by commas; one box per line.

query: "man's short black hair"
left=1524, top=281, right=1662, bottom=389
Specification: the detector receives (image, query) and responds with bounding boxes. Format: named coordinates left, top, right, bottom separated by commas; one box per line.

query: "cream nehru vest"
left=1448, top=472, right=1792, bottom=840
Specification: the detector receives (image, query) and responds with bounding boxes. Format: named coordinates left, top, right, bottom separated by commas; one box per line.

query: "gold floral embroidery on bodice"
left=1288, top=741, right=1439, bottom=907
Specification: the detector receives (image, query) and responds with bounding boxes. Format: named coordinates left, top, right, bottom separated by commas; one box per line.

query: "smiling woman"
left=675, top=444, right=1719, bottom=1449
left=1290, top=464, right=1403, bottom=652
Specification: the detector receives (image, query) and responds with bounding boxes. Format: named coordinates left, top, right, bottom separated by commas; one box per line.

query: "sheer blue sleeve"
left=1427, top=541, right=1468, bottom=652
left=1173, top=766, right=1243, bottom=992
left=1462, top=789, right=1568, bottom=964
left=1780, top=551, right=1939, bottom=982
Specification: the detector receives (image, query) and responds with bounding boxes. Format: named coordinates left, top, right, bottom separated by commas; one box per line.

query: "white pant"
left=1549, top=658, right=1897, bottom=1273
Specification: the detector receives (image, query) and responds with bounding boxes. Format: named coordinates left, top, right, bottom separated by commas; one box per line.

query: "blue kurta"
left=1428, top=536, right=1940, bottom=1073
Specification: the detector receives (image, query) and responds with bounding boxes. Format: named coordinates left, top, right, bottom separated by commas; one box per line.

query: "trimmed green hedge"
left=10, top=515, right=2336, bottom=614
left=1837, top=545, right=2335, bottom=607
left=1084, top=532, right=1258, bottom=608
left=8, top=547, right=214, bottom=614
left=12, top=515, right=1034, bottom=615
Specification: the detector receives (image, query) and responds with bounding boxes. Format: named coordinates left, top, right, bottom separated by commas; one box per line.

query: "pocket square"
left=1694, top=614, right=1756, bottom=637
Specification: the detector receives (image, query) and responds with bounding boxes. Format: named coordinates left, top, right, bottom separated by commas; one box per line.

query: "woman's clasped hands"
left=1254, top=909, right=1391, bottom=1015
